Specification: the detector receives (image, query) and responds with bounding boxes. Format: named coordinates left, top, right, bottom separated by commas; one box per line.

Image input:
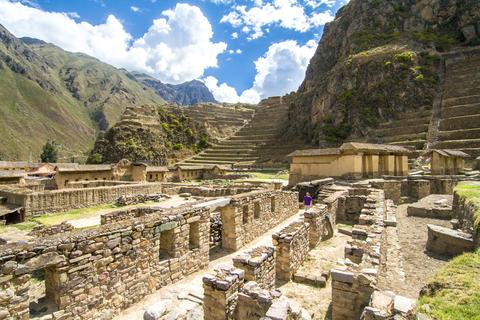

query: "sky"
left=0, top=0, right=348, bottom=103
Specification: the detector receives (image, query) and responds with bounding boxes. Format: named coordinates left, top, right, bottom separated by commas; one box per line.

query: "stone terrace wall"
left=220, top=190, right=298, bottom=251
left=0, top=183, right=163, bottom=215
left=331, top=189, right=387, bottom=320
left=233, top=246, right=276, bottom=290
left=272, top=221, right=310, bottom=281
left=100, top=207, right=165, bottom=225
left=0, top=205, right=209, bottom=320
left=65, top=180, right=137, bottom=189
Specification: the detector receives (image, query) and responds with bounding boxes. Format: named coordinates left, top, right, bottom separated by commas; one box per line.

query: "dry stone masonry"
left=233, top=246, right=276, bottom=290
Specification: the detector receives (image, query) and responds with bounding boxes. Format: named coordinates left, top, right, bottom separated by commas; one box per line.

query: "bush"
left=394, top=51, right=415, bottom=63
left=40, top=140, right=58, bottom=163
left=173, top=143, right=184, bottom=150
left=198, top=135, right=209, bottom=149
left=90, top=153, right=103, bottom=164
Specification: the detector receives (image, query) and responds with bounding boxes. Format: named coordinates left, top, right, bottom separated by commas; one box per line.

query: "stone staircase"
left=370, top=46, right=480, bottom=160
left=371, top=107, right=433, bottom=150
left=432, top=49, right=480, bottom=158
left=180, top=97, right=303, bottom=167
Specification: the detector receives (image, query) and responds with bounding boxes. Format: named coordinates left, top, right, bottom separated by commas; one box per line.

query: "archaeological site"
left=0, top=0, right=480, bottom=319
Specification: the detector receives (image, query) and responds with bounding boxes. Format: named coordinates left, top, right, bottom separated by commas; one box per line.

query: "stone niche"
left=220, top=190, right=298, bottom=251
left=0, top=206, right=210, bottom=320
left=233, top=246, right=276, bottom=290
left=272, top=221, right=310, bottom=281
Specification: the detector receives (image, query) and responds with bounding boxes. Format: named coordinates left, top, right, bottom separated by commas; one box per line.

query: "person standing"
left=303, top=192, right=313, bottom=210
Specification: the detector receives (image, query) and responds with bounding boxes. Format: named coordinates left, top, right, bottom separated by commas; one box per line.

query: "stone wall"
left=28, top=222, right=74, bottom=237
left=0, top=183, right=163, bottom=215
left=331, top=189, right=387, bottom=320
left=0, top=205, right=209, bottom=319
left=65, top=180, right=137, bottom=189
left=426, top=224, right=475, bottom=257
left=304, top=204, right=334, bottom=248
left=453, top=188, right=480, bottom=246
left=272, top=221, right=310, bottom=281
left=203, top=265, right=244, bottom=320
left=100, top=207, right=165, bottom=225
left=233, top=246, right=276, bottom=290
left=210, top=213, right=222, bottom=247
left=220, top=190, right=298, bottom=251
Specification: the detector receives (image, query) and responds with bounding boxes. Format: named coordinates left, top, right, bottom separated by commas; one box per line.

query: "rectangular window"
left=189, top=222, right=200, bottom=249
left=242, top=205, right=249, bottom=224
left=159, top=229, right=175, bottom=261
left=149, top=174, right=153, bottom=180
left=254, top=201, right=261, bottom=219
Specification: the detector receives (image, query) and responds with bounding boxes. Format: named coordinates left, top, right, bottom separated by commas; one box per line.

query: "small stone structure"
left=272, top=221, right=310, bottom=281
left=426, top=224, right=475, bottom=256
left=115, top=193, right=166, bottom=206
left=100, top=207, right=165, bottom=224
left=0, top=205, right=210, bottom=319
left=203, top=265, right=245, bottom=320
left=220, top=190, right=298, bottom=251
left=288, top=142, right=410, bottom=185
left=304, top=204, right=334, bottom=248
left=28, top=222, right=74, bottom=237
left=407, top=194, right=453, bottom=219
left=233, top=246, right=276, bottom=290
left=429, top=149, right=469, bottom=175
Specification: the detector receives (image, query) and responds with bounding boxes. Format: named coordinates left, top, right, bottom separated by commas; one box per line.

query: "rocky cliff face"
left=87, top=105, right=210, bottom=165
left=127, top=72, right=216, bottom=106
left=288, top=0, right=480, bottom=146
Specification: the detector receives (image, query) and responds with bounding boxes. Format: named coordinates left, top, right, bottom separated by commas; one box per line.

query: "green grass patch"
left=32, top=203, right=117, bottom=226
left=417, top=249, right=480, bottom=320
left=454, top=182, right=480, bottom=230
left=0, top=221, right=39, bottom=233
left=247, top=171, right=289, bottom=181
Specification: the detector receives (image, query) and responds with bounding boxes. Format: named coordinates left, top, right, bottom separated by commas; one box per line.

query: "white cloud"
left=66, top=11, right=80, bottom=19
left=310, top=10, right=334, bottom=26
left=221, top=0, right=337, bottom=39
left=205, top=39, right=316, bottom=103
left=231, top=32, right=238, bottom=39
left=227, top=48, right=242, bottom=54
left=130, top=6, right=140, bottom=12
left=0, top=1, right=226, bottom=84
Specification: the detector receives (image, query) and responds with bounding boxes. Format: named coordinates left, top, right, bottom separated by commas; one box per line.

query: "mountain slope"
left=127, top=72, right=216, bottom=105
left=0, top=24, right=166, bottom=161
left=287, top=0, right=480, bottom=147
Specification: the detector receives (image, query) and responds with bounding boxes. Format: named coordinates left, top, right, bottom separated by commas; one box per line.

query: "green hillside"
left=0, top=25, right=165, bottom=161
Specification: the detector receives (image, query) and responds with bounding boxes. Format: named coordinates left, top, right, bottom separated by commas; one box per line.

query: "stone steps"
left=441, top=103, right=480, bottom=117
left=442, top=94, right=480, bottom=107
left=389, top=140, right=427, bottom=149
left=437, top=127, right=480, bottom=140
left=374, top=124, right=430, bottom=137
left=434, top=138, right=480, bottom=150
left=438, top=114, right=480, bottom=131
left=381, top=132, right=427, bottom=143
left=377, top=116, right=430, bottom=129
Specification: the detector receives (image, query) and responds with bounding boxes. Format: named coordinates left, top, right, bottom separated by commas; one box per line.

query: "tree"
left=40, top=140, right=58, bottom=163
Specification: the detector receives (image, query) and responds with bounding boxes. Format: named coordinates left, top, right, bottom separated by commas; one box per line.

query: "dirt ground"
left=279, top=232, right=350, bottom=320
left=381, top=204, right=451, bottom=298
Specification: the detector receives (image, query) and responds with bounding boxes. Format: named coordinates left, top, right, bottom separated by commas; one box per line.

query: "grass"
left=454, top=182, right=480, bottom=230
left=417, top=249, right=480, bottom=320
left=31, top=203, right=117, bottom=226
left=0, top=221, right=39, bottom=233
left=246, top=170, right=289, bottom=181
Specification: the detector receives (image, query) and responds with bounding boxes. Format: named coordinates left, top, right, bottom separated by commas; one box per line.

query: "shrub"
left=173, top=143, right=184, bottom=150
left=394, top=51, right=415, bottom=63
left=90, top=153, right=103, bottom=164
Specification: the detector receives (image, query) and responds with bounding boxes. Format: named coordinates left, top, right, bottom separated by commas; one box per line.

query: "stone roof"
left=0, top=161, right=42, bottom=169
left=0, top=171, right=26, bottom=178
left=287, top=148, right=341, bottom=157
left=430, top=149, right=470, bottom=158
left=146, top=166, right=169, bottom=172
left=340, top=142, right=411, bottom=154
left=56, top=164, right=112, bottom=172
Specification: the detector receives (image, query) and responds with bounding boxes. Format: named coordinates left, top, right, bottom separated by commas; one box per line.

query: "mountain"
left=287, top=0, right=480, bottom=146
left=87, top=104, right=211, bottom=165
left=127, top=71, right=216, bottom=105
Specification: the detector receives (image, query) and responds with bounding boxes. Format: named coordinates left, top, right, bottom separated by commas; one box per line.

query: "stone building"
left=0, top=161, right=42, bottom=172
left=428, top=149, right=469, bottom=175
left=146, top=166, right=170, bottom=182
left=288, top=142, right=410, bottom=185
left=174, top=165, right=227, bottom=181
left=0, top=171, right=26, bottom=185
left=54, top=160, right=147, bottom=189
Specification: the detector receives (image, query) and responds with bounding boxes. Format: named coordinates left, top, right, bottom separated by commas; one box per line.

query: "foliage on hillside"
left=87, top=105, right=210, bottom=165
left=287, top=0, right=480, bottom=146
left=418, top=249, right=480, bottom=320
left=0, top=24, right=165, bottom=161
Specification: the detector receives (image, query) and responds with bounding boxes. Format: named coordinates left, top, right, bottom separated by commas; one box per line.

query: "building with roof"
left=288, top=142, right=410, bottom=185
left=429, top=149, right=470, bottom=175
left=146, top=166, right=170, bottom=182
left=0, top=171, right=26, bottom=185
left=174, top=164, right=227, bottom=181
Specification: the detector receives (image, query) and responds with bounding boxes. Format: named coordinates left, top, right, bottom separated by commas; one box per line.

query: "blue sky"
left=0, top=0, right=348, bottom=102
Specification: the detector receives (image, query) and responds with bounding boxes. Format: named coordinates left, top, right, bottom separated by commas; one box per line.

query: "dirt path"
left=387, top=204, right=451, bottom=298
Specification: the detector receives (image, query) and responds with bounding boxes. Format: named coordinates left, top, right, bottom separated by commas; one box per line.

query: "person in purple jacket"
left=303, top=192, right=313, bottom=210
